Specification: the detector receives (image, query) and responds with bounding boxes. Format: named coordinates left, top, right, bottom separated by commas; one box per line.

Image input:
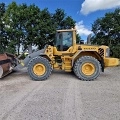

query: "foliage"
left=76, top=33, right=82, bottom=43
left=0, top=2, right=76, bottom=54
left=52, top=9, right=75, bottom=30
left=110, top=45, right=120, bottom=58
left=0, top=3, right=6, bottom=53
left=91, top=8, right=120, bottom=58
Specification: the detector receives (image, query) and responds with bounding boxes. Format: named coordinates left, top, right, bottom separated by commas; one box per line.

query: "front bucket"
left=0, top=66, right=3, bottom=78
left=0, top=53, right=13, bottom=78
left=0, top=65, right=12, bottom=78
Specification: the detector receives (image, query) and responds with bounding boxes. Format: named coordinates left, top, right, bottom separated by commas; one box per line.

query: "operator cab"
left=55, top=31, right=73, bottom=51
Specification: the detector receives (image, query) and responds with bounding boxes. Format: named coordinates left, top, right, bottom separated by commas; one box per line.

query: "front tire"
left=27, top=56, right=52, bottom=81
left=73, top=56, right=101, bottom=81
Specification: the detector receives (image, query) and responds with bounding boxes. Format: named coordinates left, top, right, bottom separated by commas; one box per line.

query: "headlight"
left=106, top=48, right=110, bottom=57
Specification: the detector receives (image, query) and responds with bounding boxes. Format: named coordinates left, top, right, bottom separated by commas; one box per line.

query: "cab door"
left=55, top=31, right=73, bottom=51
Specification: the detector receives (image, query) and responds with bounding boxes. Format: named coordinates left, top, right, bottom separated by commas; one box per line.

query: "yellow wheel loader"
left=0, top=29, right=119, bottom=81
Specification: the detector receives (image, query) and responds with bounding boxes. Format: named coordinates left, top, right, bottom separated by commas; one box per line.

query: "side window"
left=63, top=32, right=72, bottom=51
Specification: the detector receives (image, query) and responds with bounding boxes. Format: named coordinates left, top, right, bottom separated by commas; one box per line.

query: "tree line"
left=0, top=2, right=77, bottom=54
left=0, top=2, right=120, bottom=58
left=91, top=8, right=120, bottom=58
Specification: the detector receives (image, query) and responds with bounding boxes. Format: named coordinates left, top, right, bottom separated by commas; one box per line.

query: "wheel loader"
left=0, top=29, right=119, bottom=81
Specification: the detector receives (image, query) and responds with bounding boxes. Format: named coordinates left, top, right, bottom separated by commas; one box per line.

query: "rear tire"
left=27, top=56, right=52, bottom=81
left=73, top=56, right=101, bottom=81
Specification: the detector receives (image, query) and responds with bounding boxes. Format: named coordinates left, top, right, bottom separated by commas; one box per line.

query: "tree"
left=2, top=2, right=78, bottom=54
left=76, top=33, right=82, bottom=43
left=0, top=3, right=6, bottom=53
left=3, top=2, right=23, bottom=54
left=52, top=9, right=76, bottom=29
left=35, top=8, right=56, bottom=49
left=91, top=8, right=120, bottom=58
left=3, top=2, right=56, bottom=52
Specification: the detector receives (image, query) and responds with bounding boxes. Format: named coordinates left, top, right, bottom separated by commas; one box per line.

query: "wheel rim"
left=81, top=62, right=95, bottom=76
left=33, top=63, right=46, bottom=76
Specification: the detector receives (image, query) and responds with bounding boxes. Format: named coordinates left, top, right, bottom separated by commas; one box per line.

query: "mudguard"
left=14, top=48, right=46, bottom=70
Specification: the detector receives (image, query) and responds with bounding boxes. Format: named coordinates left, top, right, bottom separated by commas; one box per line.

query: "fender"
left=72, top=50, right=104, bottom=72
left=14, top=48, right=47, bottom=70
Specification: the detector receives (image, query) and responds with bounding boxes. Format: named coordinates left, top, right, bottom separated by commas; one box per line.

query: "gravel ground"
left=0, top=66, right=120, bottom=120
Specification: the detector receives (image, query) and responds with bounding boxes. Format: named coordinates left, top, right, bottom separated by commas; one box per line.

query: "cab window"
left=55, top=31, right=73, bottom=51
left=62, top=32, right=72, bottom=51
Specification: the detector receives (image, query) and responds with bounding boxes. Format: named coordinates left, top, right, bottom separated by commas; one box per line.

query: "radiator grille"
left=98, top=48, right=104, bottom=57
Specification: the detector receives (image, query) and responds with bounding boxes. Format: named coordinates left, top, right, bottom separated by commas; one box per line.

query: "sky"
left=0, top=0, right=120, bottom=40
